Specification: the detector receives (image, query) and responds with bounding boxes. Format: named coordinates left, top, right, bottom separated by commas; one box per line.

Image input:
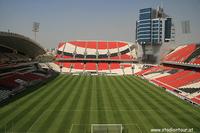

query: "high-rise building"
left=136, top=6, right=175, bottom=63
left=136, top=7, right=175, bottom=44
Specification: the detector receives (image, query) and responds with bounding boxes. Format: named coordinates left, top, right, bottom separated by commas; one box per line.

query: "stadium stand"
left=51, top=40, right=137, bottom=75
left=163, top=43, right=196, bottom=62
left=184, top=46, right=200, bottom=63
left=0, top=89, right=11, bottom=101
left=136, top=43, right=200, bottom=105
left=0, top=31, right=55, bottom=103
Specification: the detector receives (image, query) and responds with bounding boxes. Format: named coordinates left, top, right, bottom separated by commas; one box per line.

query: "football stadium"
left=0, top=32, right=200, bottom=133
left=0, top=1, right=200, bottom=133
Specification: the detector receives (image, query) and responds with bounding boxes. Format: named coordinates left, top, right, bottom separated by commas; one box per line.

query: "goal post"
left=91, top=124, right=123, bottom=133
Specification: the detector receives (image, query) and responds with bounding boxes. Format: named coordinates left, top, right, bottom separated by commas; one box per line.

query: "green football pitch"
left=0, top=75, right=200, bottom=133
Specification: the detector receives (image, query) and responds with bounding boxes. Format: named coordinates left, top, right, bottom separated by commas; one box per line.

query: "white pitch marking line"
left=69, top=124, right=74, bottom=133
left=136, top=124, right=142, bottom=133
left=70, top=123, right=142, bottom=133
left=27, top=109, right=48, bottom=131
left=122, top=123, right=143, bottom=133
left=46, top=109, right=155, bottom=112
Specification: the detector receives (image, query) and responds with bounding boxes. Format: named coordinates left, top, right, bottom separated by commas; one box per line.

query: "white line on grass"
left=27, top=109, right=48, bottom=131
left=46, top=109, right=156, bottom=112
left=69, top=124, right=74, bottom=133
left=69, top=123, right=142, bottom=133
left=69, top=124, right=90, bottom=133
left=135, top=124, right=142, bottom=133
left=123, top=123, right=142, bottom=133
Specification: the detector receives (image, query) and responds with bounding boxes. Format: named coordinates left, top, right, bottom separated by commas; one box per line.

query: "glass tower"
left=136, top=7, right=174, bottom=45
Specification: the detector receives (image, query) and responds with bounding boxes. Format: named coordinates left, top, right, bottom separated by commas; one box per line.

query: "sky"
left=0, top=0, right=200, bottom=48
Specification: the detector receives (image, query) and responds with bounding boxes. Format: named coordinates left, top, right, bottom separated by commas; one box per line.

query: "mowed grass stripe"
left=96, top=76, right=108, bottom=123
left=0, top=75, right=61, bottom=110
left=110, top=76, right=147, bottom=132
left=0, top=75, right=67, bottom=131
left=126, top=76, right=189, bottom=128
left=134, top=76, right=200, bottom=113
left=100, top=77, right=116, bottom=123
left=27, top=75, right=75, bottom=132
left=56, top=75, right=87, bottom=133
left=110, top=76, right=138, bottom=116
left=89, top=76, right=98, bottom=123
left=111, top=76, right=148, bottom=132
left=116, top=76, right=165, bottom=132
left=15, top=76, right=74, bottom=132
left=136, top=76, right=200, bottom=119
left=128, top=76, right=200, bottom=130
left=113, top=76, right=150, bottom=133
left=42, top=75, right=81, bottom=133
left=133, top=76, right=200, bottom=122
left=123, top=76, right=174, bottom=128
left=0, top=75, right=199, bottom=133
left=104, top=76, right=128, bottom=124
left=131, top=76, right=200, bottom=129
left=113, top=77, right=155, bottom=131
left=126, top=76, right=178, bottom=131
left=76, top=76, right=92, bottom=132
left=104, top=76, right=123, bottom=123
left=103, top=76, right=140, bottom=132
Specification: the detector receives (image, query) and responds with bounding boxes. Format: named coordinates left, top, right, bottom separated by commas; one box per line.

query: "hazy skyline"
left=0, top=0, right=200, bottom=48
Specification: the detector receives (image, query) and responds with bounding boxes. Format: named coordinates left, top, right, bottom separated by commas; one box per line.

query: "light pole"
left=32, top=22, right=40, bottom=41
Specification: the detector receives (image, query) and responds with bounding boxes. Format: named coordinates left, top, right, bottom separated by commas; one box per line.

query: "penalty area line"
left=123, top=123, right=142, bottom=133
left=69, top=124, right=90, bottom=133
left=46, top=109, right=156, bottom=112
left=69, top=123, right=142, bottom=133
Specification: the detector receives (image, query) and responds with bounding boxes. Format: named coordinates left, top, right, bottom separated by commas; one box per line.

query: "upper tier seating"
left=163, top=44, right=196, bottom=62
left=184, top=46, right=200, bottom=63
left=191, top=56, right=200, bottom=64
left=54, top=41, right=136, bottom=75
left=57, top=41, right=136, bottom=60
left=69, top=41, right=127, bottom=49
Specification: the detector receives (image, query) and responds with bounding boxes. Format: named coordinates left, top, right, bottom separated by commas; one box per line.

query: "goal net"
left=91, top=124, right=123, bottom=133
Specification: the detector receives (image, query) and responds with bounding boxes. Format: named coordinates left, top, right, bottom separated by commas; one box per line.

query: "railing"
left=55, top=58, right=138, bottom=63
left=162, top=61, right=200, bottom=68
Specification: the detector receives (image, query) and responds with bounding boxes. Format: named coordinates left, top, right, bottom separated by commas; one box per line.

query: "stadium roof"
left=0, top=31, right=45, bottom=58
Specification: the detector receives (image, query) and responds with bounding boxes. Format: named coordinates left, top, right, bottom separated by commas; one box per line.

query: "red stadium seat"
left=85, top=63, right=96, bottom=70
left=191, top=97, right=200, bottom=104
left=163, top=44, right=196, bottom=62
left=98, top=63, right=108, bottom=70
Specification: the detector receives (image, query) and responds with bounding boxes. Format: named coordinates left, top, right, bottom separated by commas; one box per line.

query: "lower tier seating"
left=0, top=72, right=46, bottom=91
left=51, top=62, right=133, bottom=75
left=0, top=89, right=11, bottom=101
left=137, top=64, right=200, bottom=105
